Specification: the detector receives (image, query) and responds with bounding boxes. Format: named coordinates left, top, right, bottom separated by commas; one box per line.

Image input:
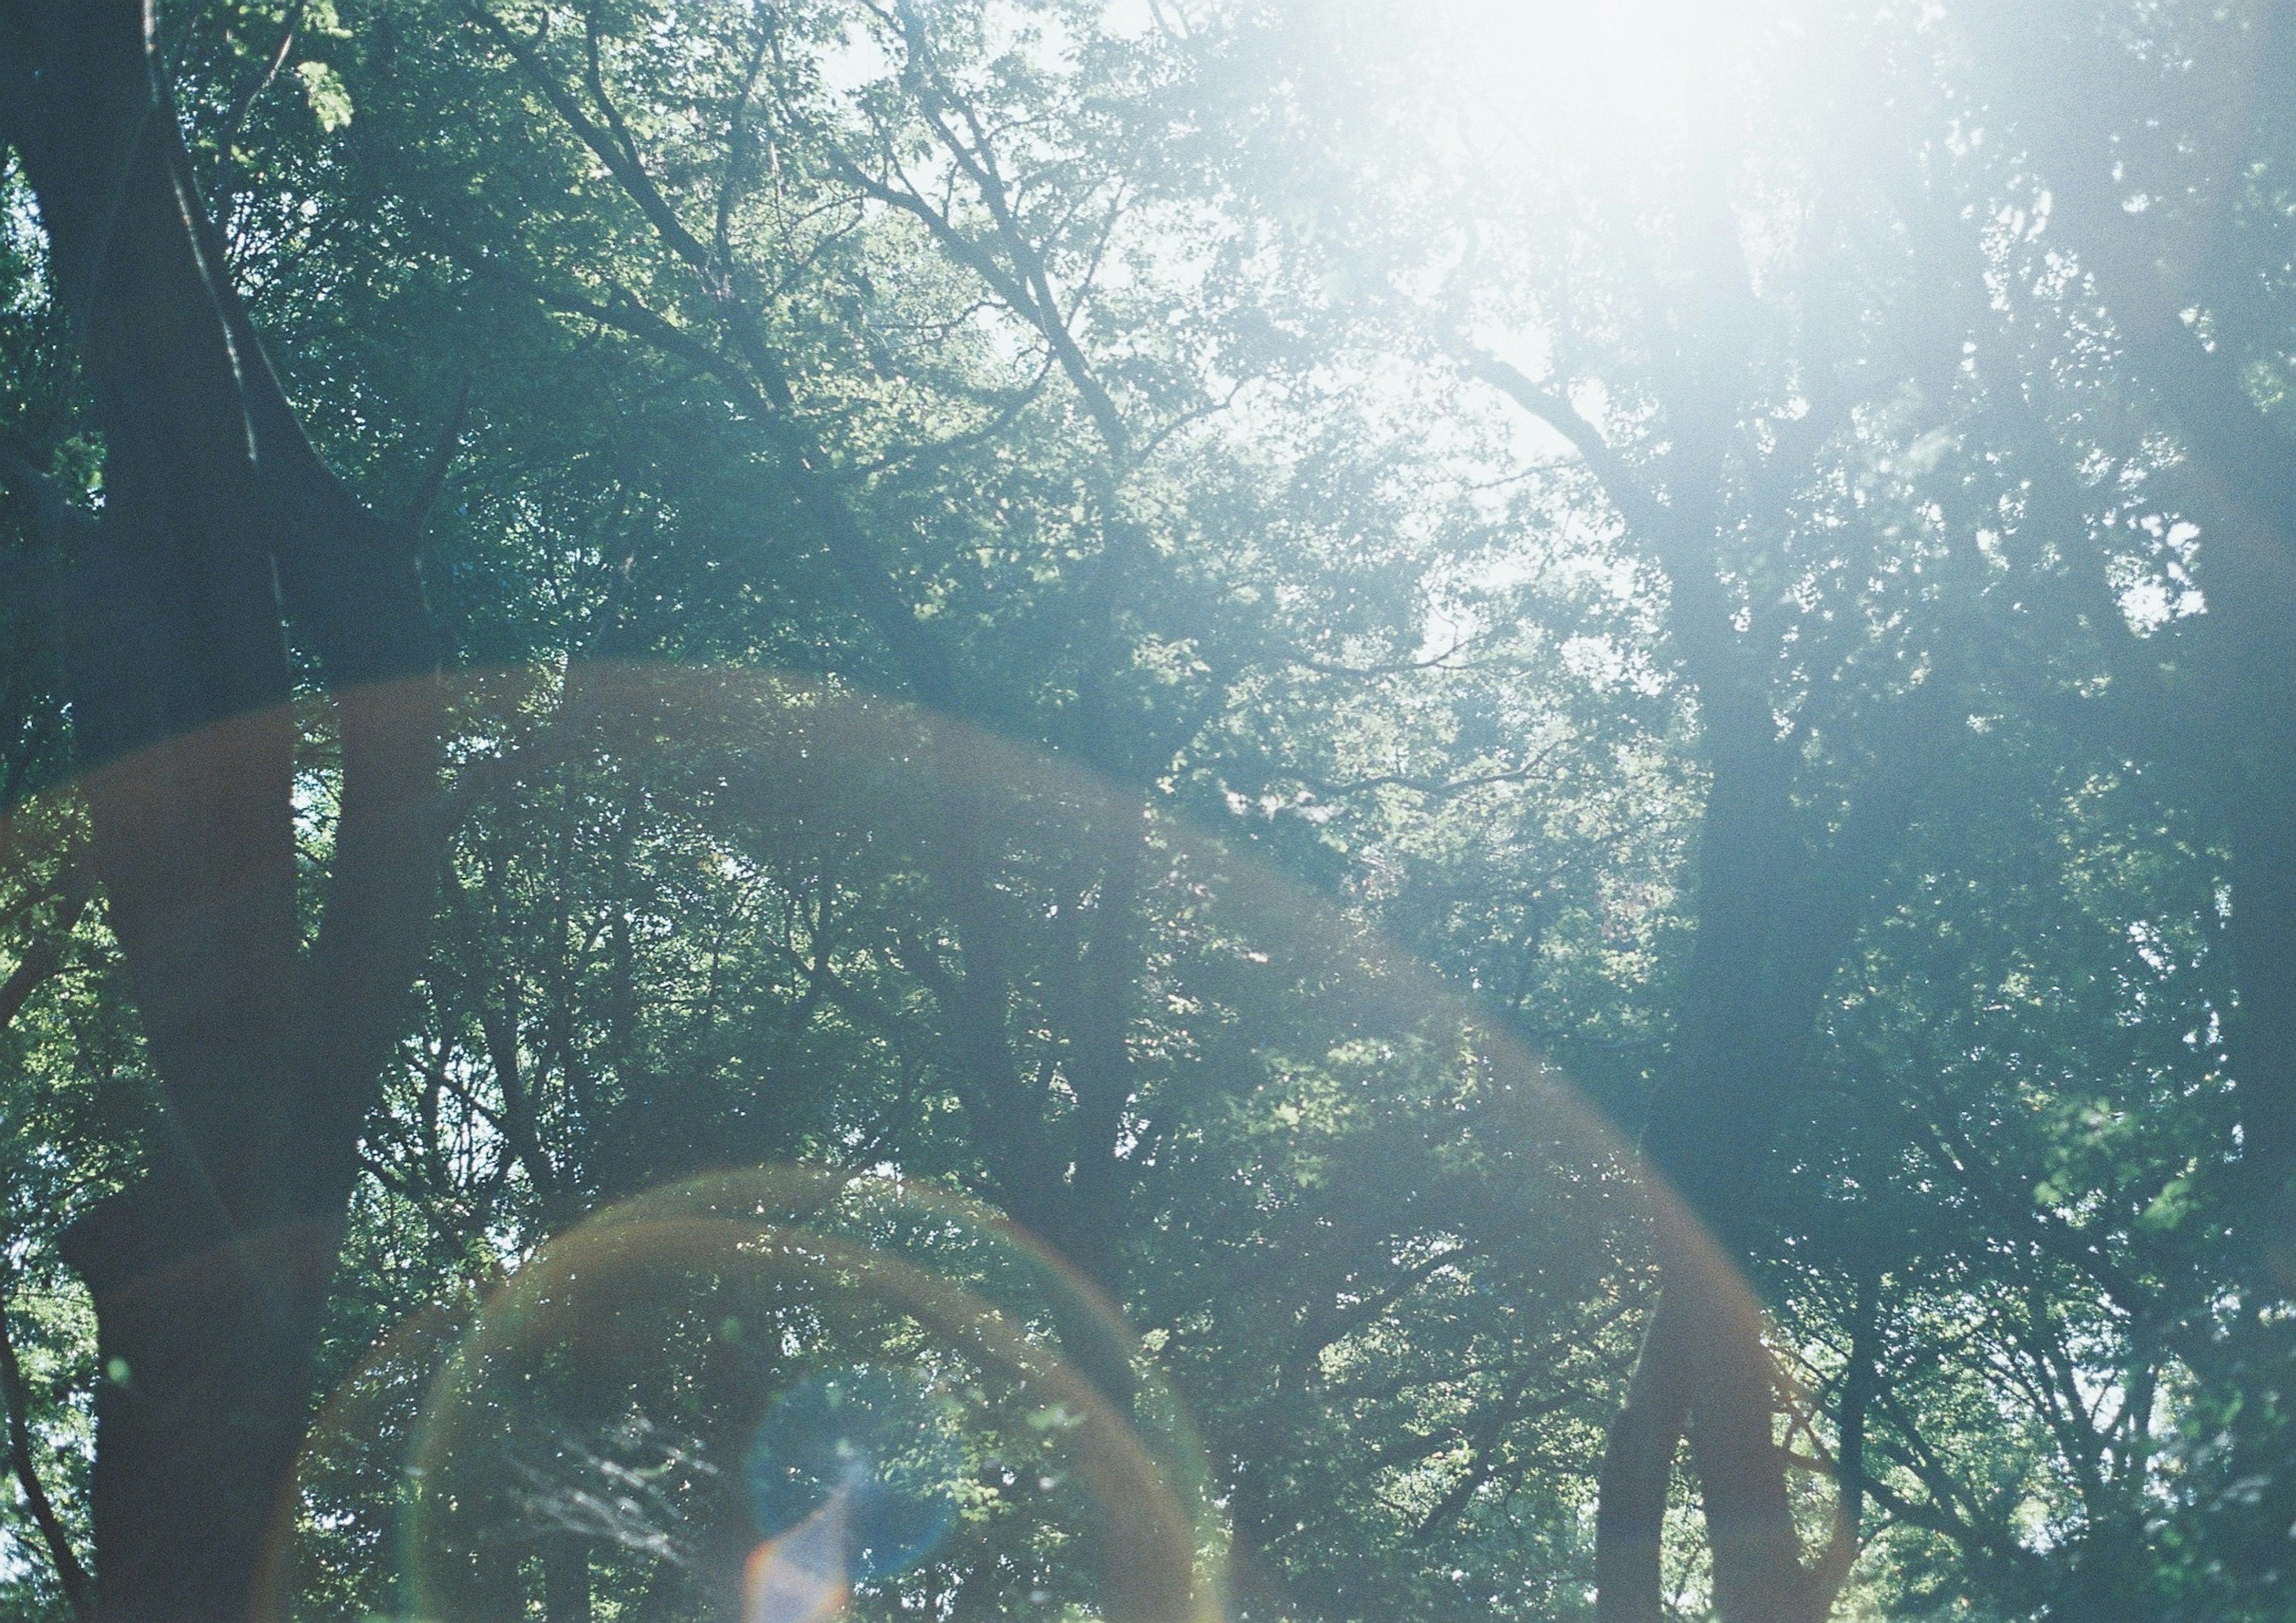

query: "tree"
left=0, top=5, right=439, bottom=1618
left=10, top=4, right=2296, bottom=1621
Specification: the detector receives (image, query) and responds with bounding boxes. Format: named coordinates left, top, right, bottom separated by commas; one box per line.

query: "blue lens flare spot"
left=745, top=1366, right=964, bottom=1581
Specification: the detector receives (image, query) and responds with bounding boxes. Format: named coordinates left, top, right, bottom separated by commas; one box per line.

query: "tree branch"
left=0, top=1256, right=91, bottom=1619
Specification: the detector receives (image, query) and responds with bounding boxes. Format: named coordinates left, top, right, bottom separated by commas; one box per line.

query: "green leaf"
left=295, top=60, right=352, bottom=133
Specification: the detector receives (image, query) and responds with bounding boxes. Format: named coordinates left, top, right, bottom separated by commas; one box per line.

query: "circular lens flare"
left=745, top=1366, right=964, bottom=1581
left=390, top=1167, right=1220, bottom=1623
left=245, top=663, right=1784, bottom=1621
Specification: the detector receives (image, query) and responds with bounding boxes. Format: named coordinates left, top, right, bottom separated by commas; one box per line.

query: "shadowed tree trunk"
left=0, top=6, right=443, bottom=1620
left=1474, top=330, right=1944, bottom=1623
left=1595, top=707, right=1895, bottom=1623
left=542, top=1536, right=592, bottom=1623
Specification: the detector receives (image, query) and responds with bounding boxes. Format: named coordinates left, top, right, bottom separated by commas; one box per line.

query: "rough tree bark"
left=0, top=6, right=442, bottom=1620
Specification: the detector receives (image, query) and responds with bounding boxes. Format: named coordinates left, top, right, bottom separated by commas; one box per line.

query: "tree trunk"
left=1597, top=1246, right=1833, bottom=1623
left=1686, top=1276, right=1817, bottom=1623
left=57, top=1184, right=338, bottom=1623
left=0, top=6, right=443, bottom=1619
left=2203, top=586, right=2296, bottom=1215
left=542, top=1536, right=593, bottom=1623
left=1609, top=738, right=1812, bottom=1623
left=1595, top=1274, right=1694, bottom=1623
left=1595, top=699, right=1916, bottom=1623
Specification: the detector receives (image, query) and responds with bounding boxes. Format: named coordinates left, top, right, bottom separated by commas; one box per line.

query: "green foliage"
left=10, top=2, right=2296, bottom=1619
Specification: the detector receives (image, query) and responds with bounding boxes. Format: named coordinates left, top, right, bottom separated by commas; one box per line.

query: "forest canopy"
left=2, top=2, right=2295, bottom=1621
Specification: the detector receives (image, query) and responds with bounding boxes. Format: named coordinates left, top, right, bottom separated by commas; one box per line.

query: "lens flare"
left=745, top=1364, right=967, bottom=1589
left=389, top=1166, right=1222, bottom=1623
left=742, top=1494, right=847, bottom=1623
left=259, top=664, right=1764, bottom=1622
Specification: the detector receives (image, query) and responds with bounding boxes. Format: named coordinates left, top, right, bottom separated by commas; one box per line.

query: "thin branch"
left=401, top=374, right=472, bottom=543
left=1297, top=629, right=1491, bottom=678
left=1449, top=341, right=1673, bottom=544
left=214, top=0, right=306, bottom=170
left=463, top=1, right=716, bottom=278
left=712, top=22, right=777, bottom=275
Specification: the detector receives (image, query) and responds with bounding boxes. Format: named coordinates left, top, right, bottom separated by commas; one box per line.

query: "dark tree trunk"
left=0, top=5, right=442, bottom=1619
left=2187, top=553, right=2296, bottom=1217
left=542, top=1536, right=593, bottom=1623
left=1594, top=1263, right=1695, bottom=1623
left=1596, top=682, right=1937, bottom=1623
left=1596, top=718, right=1818, bottom=1623
left=1467, top=274, right=1925, bottom=1623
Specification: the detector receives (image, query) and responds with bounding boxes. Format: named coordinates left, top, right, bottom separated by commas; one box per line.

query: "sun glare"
left=1430, top=0, right=1755, bottom=161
